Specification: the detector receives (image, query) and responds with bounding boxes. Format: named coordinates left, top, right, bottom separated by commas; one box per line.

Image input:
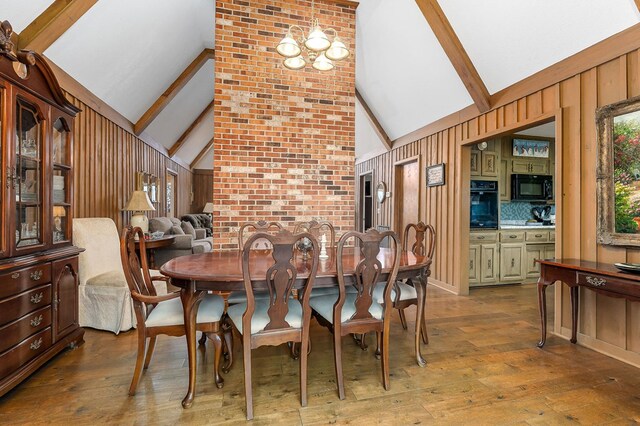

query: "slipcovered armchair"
left=148, top=217, right=213, bottom=266
left=72, top=218, right=168, bottom=334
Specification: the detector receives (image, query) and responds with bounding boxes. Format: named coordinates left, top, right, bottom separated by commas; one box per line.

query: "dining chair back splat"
left=293, top=220, right=336, bottom=248
left=120, top=226, right=226, bottom=397
left=226, top=229, right=320, bottom=420
left=238, top=220, right=283, bottom=250
left=310, top=228, right=400, bottom=400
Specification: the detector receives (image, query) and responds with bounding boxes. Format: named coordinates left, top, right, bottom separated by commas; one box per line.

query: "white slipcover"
left=73, top=218, right=167, bottom=334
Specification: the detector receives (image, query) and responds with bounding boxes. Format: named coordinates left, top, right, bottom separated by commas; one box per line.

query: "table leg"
left=537, top=278, right=547, bottom=348
left=180, top=280, right=205, bottom=408
left=570, top=286, right=578, bottom=344
left=414, top=275, right=427, bottom=367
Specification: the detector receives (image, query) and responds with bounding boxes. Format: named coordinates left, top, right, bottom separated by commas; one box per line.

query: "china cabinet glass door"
left=52, top=117, right=70, bottom=244
left=15, top=97, right=44, bottom=250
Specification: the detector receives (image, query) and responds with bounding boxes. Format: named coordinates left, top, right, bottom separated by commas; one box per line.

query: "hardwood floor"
left=1, top=284, right=640, bottom=424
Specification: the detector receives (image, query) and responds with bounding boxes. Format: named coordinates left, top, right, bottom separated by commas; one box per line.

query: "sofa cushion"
left=181, top=221, right=196, bottom=238
left=192, top=241, right=211, bottom=254
left=171, top=225, right=185, bottom=235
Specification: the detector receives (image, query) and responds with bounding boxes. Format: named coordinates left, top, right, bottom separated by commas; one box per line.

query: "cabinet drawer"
left=0, top=284, right=51, bottom=327
left=470, top=232, right=497, bottom=243
left=0, top=264, right=52, bottom=300
left=0, top=306, right=51, bottom=354
left=500, top=231, right=525, bottom=242
left=0, top=327, right=52, bottom=380
left=576, top=273, right=640, bottom=298
left=525, top=231, right=549, bottom=242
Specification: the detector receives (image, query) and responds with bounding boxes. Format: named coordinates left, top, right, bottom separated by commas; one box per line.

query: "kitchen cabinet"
left=470, top=242, right=498, bottom=286
left=499, top=243, right=524, bottom=281
left=525, top=245, right=545, bottom=278
left=469, top=244, right=480, bottom=283
left=0, top=31, right=83, bottom=397
left=471, top=151, right=499, bottom=177
left=512, top=158, right=549, bottom=175
left=499, top=159, right=509, bottom=201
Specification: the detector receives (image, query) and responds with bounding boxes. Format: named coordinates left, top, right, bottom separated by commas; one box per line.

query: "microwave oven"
left=511, top=174, right=553, bottom=201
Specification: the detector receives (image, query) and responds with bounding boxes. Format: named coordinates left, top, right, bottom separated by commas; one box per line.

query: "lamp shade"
left=325, top=37, right=349, bottom=61
left=53, top=206, right=66, bottom=217
left=203, top=202, right=214, bottom=213
left=304, top=26, right=330, bottom=52
left=312, top=53, right=334, bottom=71
left=276, top=33, right=301, bottom=58
left=124, top=190, right=155, bottom=212
left=283, top=55, right=306, bottom=70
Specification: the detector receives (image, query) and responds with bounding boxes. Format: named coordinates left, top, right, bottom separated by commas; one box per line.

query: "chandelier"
left=275, top=0, right=350, bottom=71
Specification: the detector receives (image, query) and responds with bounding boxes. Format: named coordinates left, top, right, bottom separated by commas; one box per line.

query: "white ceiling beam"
left=18, top=0, right=99, bottom=52
left=355, top=88, right=392, bottom=151
left=134, top=48, right=215, bottom=135
left=415, top=0, right=491, bottom=113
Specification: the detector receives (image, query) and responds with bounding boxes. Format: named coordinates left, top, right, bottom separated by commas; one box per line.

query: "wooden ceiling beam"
left=415, top=0, right=491, bottom=113
left=190, top=137, right=214, bottom=169
left=168, top=100, right=214, bottom=158
left=18, top=0, right=98, bottom=52
left=635, top=0, right=640, bottom=13
left=355, top=88, right=393, bottom=151
left=134, top=48, right=215, bottom=135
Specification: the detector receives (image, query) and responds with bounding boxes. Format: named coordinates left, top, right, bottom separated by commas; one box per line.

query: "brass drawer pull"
left=30, top=315, right=43, bottom=327
left=509, top=235, right=517, bottom=239
left=535, top=234, right=542, bottom=238
left=30, top=292, right=44, bottom=304
left=477, top=236, right=485, bottom=240
left=585, top=276, right=606, bottom=287
left=511, top=259, right=515, bottom=268
left=30, top=270, right=43, bottom=281
left=11, top=272, right=20, bottom=279
left=30, top=338, right=43, bottom=351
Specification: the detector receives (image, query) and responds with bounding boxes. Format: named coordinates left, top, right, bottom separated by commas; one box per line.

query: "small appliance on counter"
left=470, top=180, right=498, bottom=229
left=531, top=205, right=552, bottom=225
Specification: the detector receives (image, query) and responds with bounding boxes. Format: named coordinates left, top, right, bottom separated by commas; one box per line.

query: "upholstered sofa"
left=181, top=213, right=212, bottom=237
left=73, top=218, right=168, bottom=334
left=148, top=217, right=213, bottom=266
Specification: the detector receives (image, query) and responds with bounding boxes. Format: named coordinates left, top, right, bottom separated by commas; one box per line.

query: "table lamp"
left=203, top=202, right=214, bottom=220
left=124, top=190, right=155, bottom=233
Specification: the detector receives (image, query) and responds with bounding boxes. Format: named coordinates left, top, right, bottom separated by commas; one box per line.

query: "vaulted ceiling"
left=2, top=1, right=639, bottom=167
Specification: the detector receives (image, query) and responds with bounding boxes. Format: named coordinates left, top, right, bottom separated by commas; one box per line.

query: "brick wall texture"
left=213, top=0, right=356, bottom=250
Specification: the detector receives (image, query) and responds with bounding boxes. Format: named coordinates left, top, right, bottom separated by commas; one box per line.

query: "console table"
left=536, top=258, right=640, bottom=348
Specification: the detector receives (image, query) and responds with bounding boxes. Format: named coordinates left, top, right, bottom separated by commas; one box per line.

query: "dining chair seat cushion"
left=145, top=294, right=225, bottom=328
left=373, top=281, right=417, bottom=304
left=227, top=299, right=303, bottom=335
left=309, top=293, right=384, bottom=324
left=309, top=285, right=358, bottom=298
left=227, top=290, right=270, bottom=304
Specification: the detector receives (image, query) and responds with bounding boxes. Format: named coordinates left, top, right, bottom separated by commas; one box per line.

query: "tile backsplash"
left=501, top=202, right=556, bottom=221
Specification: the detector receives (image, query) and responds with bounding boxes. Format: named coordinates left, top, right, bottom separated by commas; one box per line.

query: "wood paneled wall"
left=191, top=169, right=213, bottom=213
left=68, top=93, right=193, bottom=230
left=356, top=45, right=640, bottom=365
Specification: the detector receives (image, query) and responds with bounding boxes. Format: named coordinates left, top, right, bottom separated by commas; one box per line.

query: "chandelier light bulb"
left=276, top=33, right=301, bottom=58
left=305, top=25, right=331, bottom=52
left=325, top=36, right=349, bottom=61
left=312, top=52, right=334, bottom=71
left=283, top=55, right=307, bottom=70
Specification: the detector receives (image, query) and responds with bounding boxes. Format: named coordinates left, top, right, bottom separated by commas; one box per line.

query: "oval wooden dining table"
left=160, top=247, right=432, bottom=408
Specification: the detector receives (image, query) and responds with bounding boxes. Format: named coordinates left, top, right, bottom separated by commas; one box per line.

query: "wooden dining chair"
left=226, top=229, right=320, bottom=420
left=120, top=226, right=227, bottom=395
left=372, top=222, right=435, bottom=344
left=310, top=228, right=400, bottom=400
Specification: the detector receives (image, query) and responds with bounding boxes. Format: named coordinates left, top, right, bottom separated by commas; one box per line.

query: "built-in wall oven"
left=470, top=180, right=498, bottom=229
left=511, top=174, right=553, bottom=201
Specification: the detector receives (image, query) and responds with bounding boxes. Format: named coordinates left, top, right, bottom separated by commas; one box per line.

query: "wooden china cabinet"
left=0, top=21, right=84, bottom=397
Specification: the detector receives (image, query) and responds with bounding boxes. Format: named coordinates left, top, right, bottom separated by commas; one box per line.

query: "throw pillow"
left=181, top=221, right=196, bottom=238
left=171, top=225, right=185, bottom=235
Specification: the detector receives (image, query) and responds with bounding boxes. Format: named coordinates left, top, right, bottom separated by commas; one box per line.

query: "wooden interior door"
left=395, top=160, right=420, bottom=243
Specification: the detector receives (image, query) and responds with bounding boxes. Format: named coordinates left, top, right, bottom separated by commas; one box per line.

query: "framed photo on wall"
left=512, top=138, right=550, bottom=158
left=426, top=163, right=445, bottom=187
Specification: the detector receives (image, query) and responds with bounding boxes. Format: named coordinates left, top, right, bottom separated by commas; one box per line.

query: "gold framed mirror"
left=596, top=95, right=640, bottom=246
left=376, top=181, right=387, bottom=204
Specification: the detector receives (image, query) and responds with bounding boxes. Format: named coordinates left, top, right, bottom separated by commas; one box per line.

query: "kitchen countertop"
left=499, top=224, right=556, bottom=230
